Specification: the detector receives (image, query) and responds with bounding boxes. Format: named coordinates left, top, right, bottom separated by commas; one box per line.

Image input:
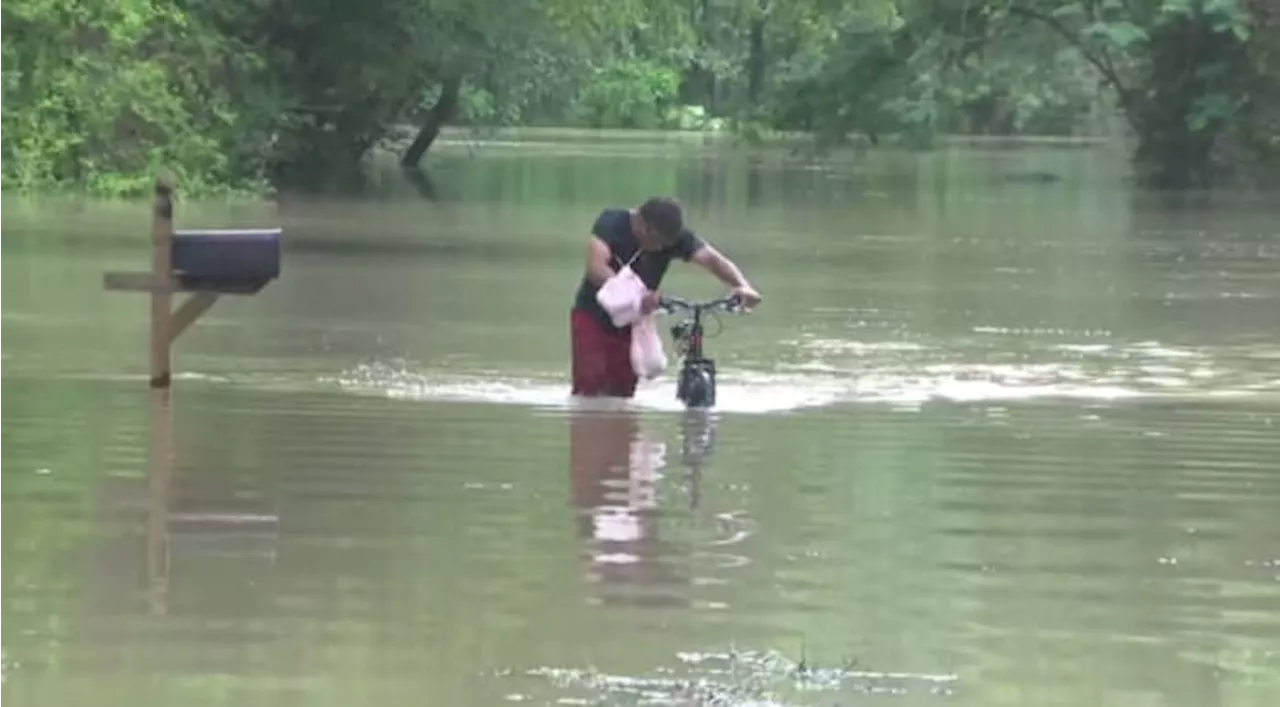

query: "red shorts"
left=571, top=309, right=637, bottom=398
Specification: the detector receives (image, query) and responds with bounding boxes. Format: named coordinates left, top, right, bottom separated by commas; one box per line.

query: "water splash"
left=322, top=331, right=1276, bottom=414
left=518, top=647, right=958, bottom=705
left=25, top=331, right=1273, bottom=412
left=325, top=364, right=850, bottom=414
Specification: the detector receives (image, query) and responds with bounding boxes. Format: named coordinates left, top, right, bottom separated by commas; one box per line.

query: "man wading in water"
left=570, top=197, right=762, bottom=398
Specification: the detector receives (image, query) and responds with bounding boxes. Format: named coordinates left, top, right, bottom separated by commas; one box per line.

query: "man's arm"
left=584, top=236, right=615, bottom=287
left=690, top=244, right=762, bottom=307
left=690, top=244, right=750, bottom=289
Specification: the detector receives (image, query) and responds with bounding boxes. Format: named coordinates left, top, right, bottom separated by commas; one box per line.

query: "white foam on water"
left=317, top=333, right=1275, bottom=413
left=22, top=334, right=1268, bottom=412
left=325, top=361, right=1157, bottom=415
left=329, top=367, right=850, bottom=414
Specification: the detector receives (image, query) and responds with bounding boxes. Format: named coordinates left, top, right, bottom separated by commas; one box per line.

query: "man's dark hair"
left=638, top=196, right=684, bottom=242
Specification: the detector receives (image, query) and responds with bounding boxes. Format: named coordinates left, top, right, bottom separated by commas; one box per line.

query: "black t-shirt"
left=572, top=208, right=707, bottom=332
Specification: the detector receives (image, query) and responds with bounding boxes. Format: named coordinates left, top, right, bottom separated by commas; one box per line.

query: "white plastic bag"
left=595, top=253, right=646, bottom=328
left=630, top=313, right=668, bottom=380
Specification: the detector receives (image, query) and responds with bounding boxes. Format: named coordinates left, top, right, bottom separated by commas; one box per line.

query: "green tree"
left=1, top=0, right=265, bottom=195
left=1004, top=0, right=1259, bottom=187
left=2, top=0, right=1274, bottom=194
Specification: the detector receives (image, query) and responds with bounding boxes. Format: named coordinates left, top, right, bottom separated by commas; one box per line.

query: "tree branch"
left=1007, top=5, right=1136, bottom=116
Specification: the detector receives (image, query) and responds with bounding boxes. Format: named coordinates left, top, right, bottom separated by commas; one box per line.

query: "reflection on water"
left=4, top=141, right=1280, bottom=706
left=144, top=389, right=173, bottom=615
left=566, top=408, right=752, bottom=617
left=135, top=388, right=281, bottom=620
left=571, top=409, right=691, bottom=609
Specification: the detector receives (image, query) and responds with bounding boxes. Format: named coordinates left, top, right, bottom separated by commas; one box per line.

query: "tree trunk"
left=404, top=166, right=438, bottom=200
left=747, top=18, right=766, bottom=105
left=401, top=76, right=462, bottom=169
left=1229, top=0, right=1280, bottom=186
left=680, top=0, right=715, bottom=108
left=1009, top=5, right=1245, bottom=188
left=1132, top=16, right=1244, bottom=188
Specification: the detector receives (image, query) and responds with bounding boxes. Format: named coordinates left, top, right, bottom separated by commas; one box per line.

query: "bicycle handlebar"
left=656, top=294, right=745, bottom=316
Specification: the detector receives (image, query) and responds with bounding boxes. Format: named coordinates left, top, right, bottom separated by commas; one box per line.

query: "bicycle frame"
left=657, top=294, right=742, bottom=409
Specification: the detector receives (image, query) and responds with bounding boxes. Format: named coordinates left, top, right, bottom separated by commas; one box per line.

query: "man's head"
left=636, top=196, right=684, bottom=251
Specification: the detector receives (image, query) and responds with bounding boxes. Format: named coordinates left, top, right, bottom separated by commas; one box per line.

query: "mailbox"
left=171, top=228, right=282, bottom=293
left=103, top=178, right=284, bottom=389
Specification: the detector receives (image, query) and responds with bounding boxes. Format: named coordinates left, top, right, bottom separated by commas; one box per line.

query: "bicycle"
left=655, top=293, right=747, bottom=409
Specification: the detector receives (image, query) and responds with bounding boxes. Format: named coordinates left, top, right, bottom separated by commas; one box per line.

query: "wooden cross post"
left=103, top=177, right=279, bottom=388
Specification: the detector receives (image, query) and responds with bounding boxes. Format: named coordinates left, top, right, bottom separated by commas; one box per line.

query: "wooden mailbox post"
left=103, top=178, right=282, bottom=387
left=99, top=177, right=282, bottom=617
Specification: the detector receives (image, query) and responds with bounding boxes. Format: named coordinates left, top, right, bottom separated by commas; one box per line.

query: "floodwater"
left=3, top=132, right=1279, bottom=706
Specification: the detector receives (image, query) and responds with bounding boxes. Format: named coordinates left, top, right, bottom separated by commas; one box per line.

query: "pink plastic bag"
left=630, top=313, right=668, bottom=380
left=595, top=254, right=646, bottom=327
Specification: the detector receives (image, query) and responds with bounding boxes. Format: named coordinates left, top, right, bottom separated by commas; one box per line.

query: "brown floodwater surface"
left=3, top=135, right=1279, bottom=706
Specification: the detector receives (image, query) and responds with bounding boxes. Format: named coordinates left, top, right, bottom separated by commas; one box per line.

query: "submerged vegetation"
left=3, top=0, right=1277, bottom=196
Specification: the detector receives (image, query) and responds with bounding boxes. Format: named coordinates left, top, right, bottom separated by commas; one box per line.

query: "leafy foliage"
left=1, top=0, right=1275, bottom=194
left=767, top=0, right=1273, bottom=186
left=1, top=0, right=264, bottom=195
left=574, top=60, right=683, bottom=128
